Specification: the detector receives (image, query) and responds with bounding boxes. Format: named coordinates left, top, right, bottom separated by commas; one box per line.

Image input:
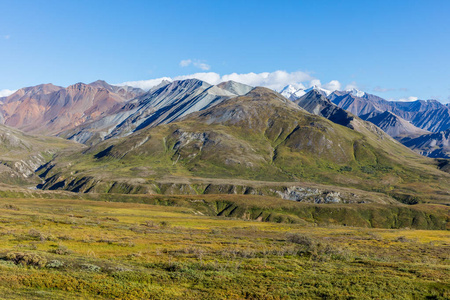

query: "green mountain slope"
left=0, top=124, right=82, bottom=185
left=38, top=88, right=450, bottom=203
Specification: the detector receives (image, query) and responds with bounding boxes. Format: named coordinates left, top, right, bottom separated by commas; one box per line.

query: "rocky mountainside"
left=37, top=87, right=450, bottom=203
left=293, top=90, right=359, bottom=130
left=59, top=79, right=253, bottom=145
left=292, top=90, right=405, bottom=152
left=360, top=111, right=430, bottom=139
left=329, top=90, right=450, bottom=132
left=0, top=81, right=143, bottom=135
left=401, top=129, right=450, bottom=158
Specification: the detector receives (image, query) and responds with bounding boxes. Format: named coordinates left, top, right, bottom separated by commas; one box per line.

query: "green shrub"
left=339, top=166, right=352, bottom=172
left=50, top=245, right=72, bottom=255
left=286, top=233, right=313, bottom=246
left=6, top=252, right=47, bottom=267
left=28, top=229, right=57, bottom=241
left=46, top=260, right=64, bottom=268
left=80, top=263, right=101, bottom=272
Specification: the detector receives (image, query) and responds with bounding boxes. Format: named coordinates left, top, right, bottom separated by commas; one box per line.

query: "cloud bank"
left=0, top=89, right=16, bottom=97
left=117, top=70, right=342, bottom=92
left=394, top=96, right=419, bottom=102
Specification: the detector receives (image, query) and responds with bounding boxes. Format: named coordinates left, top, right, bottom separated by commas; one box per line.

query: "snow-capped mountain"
left=279, top=85, right=332, bottom=100
left=346, top=88, right=366, bottom=98
left=280, top=85, right=298, bottom=99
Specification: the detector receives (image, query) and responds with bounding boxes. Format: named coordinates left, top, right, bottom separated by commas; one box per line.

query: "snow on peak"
left=280, top=85, right=307, bottom=100
left=280, top=85, right=296, bottom=93
left=346, top=88, right=365, bottom=98
left=304, top=85, right=332, bottom=96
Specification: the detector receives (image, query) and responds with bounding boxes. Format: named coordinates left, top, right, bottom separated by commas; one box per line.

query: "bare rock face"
left=360, top=111, right=430, bottom=139
left=0, top=81, right=144, bottom=135
left=401, top=129, right=450, bottom=158
left=275, top=187, right=344, bottom=203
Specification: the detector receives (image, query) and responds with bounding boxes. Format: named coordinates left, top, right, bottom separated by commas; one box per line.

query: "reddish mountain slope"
left=0, top=81, right=143, bottom=134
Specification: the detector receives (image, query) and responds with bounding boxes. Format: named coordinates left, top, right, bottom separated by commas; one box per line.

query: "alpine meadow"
left=0, top=1, right=449, bottom=299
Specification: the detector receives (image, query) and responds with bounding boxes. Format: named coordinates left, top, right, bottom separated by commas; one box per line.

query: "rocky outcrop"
left=275, top=187, right=344, bottom=203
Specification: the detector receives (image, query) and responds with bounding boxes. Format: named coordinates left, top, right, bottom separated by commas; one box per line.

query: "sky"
left=1, top=0, right=450, bottom=102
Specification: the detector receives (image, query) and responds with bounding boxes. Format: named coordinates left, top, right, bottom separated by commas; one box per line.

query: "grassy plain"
left=0, top=196, right=448, bottom=299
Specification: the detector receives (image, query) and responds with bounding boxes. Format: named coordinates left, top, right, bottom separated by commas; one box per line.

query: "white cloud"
left=179, top=59, right=192, bottom=67
left=222, top=71, right=313, bottom=90
left=344, top=81, right=359, bottom=90
left=3, top=35, right=10, bottom=40
left=0, top=89, right=16, bottom=97
left=194, top=62, right=210, bottom=70
left=116, top=70, right=314, bottom=91
left=179, top=59, right=211, bottom=70
left=309, top=79, right=321, bottom=87
left=174, top=72, right=221, bottom=84
left=393, top=96, right=419, bottom=102
left=323, top=80, right=341, bottom=91
left=307, top=79, right=341, bottom=92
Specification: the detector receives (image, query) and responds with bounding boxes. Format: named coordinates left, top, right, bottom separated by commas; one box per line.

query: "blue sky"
left=1, top=0, right=449, bottom=102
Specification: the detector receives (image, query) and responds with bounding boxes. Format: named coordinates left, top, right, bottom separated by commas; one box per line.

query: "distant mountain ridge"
left=292, top=90, right=395, bottom=143
left=3, top=78, right=450, bottom=160
left=401, top=129, right=450, bottom=158
left=280, top=84, right=450, bottom=158
left=360, top=111, right=430, bottom=138
left=328, top=90, right=450, bottom=132
left=0, top=81, right=144, bottom=134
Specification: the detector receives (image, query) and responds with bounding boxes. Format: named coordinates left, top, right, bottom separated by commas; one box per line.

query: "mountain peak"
left=280, top=84, right=297, bottom=94
left=304, top=85, right=332, bottom=97
left=174, top=78, right=209, bottom=85
left=18, top=83, right=62, bottom=95
left=67, top=82, right=92, bottom=90
left=216, top=80, right=253, bottom=95
left=346, top=88, right=366, bottom=98
left=89, top=80, right=110, bottom=88
left=279, top=85, right=308, bottom=100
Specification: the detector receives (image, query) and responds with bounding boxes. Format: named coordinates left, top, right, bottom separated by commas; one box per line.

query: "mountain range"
left=281, top=85, right=450, bottom=158
left=0, top=78, right=449, bottom=204
left=57, top=79, right=253, bottom=145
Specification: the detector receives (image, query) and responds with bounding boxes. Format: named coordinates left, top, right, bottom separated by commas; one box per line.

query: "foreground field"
left=0, top=197, right=448, bottom=299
